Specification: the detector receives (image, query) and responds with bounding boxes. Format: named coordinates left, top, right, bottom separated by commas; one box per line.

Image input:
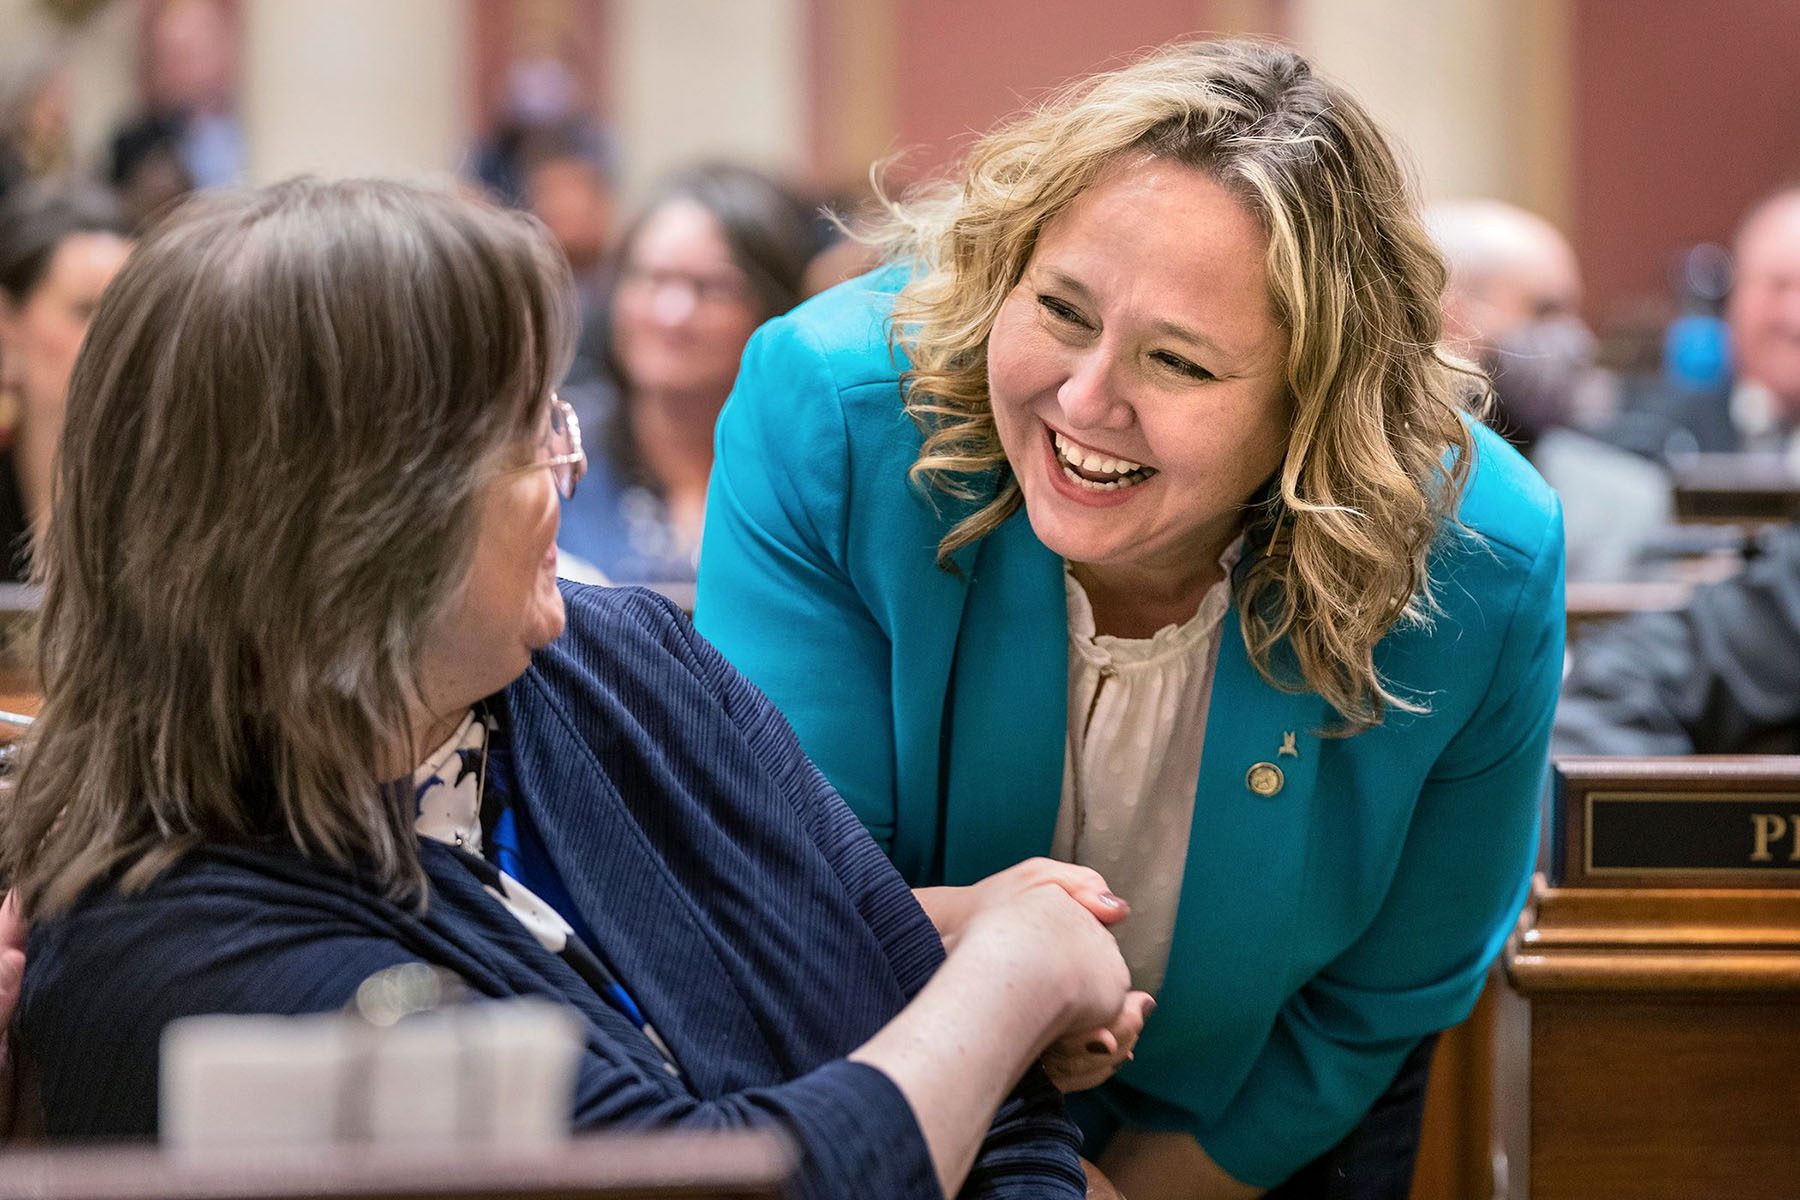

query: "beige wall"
left=1291, top=0, right=1570, bottom=225
left=241, top=0, right=469, bottom=184
left=3, top=0, right=1574, bottom=223
left=610, top=0, right=804, bottom=203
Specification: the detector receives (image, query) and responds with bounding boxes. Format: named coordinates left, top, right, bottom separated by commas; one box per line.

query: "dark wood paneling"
left=1529, top=998, right=1800, bottom=1200
left=1410, top=985, right=1497, bottom=1200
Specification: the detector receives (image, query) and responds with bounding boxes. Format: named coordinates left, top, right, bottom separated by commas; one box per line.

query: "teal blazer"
left=695, top=267, right=1565, bottom=1187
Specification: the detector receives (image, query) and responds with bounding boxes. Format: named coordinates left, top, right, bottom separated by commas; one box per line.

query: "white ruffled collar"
left=1064, top=535, right=1242, bottom=670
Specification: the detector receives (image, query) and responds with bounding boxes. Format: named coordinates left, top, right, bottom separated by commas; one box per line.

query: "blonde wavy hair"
left=867, top=38, right=1483, bottom=732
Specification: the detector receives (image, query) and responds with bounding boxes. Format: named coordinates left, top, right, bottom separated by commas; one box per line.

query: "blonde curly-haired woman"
left=697, top=38, right=1564, bottom=1200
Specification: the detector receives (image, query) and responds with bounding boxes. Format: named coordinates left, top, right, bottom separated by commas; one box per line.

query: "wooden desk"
left=1564, top=579, right=1695, bottom=633
left=0, top=1134, right=796, bottom=1200
left=1409, top=981, right=1499, bottom=1200
left=1672, top=454, right=1800, bottom=524
left=1501, top=757, right=1800, bottom=1200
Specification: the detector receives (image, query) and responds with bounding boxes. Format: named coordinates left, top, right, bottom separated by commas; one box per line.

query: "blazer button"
left=1245, top=761, right=1284, bottom=797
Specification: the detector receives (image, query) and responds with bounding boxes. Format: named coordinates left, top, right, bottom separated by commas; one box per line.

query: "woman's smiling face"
left=986, top=158, right=1292, bottom=590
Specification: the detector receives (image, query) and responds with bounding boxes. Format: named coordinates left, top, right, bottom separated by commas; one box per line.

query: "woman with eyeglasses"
left=0, top=179, right=1138, bottom=1199
left=555, top=162, right=811, bottom=585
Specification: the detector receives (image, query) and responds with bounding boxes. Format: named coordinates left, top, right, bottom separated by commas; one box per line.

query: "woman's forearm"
left=850, top=927, right=1075, bottom=1193
left=853, top=886, right=1127, bottom=1196
left=910, top=886, right=968, bottom=945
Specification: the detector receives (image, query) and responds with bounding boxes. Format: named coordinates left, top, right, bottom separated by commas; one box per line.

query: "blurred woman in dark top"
left=0, top=184, right=131, bottom=579
left=555, top=163, right=810, bottom=584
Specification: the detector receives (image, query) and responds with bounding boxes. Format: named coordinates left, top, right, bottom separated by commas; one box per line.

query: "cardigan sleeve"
left=695, top=314, right=904, bottom=854
left=656, top=593, right=1087, bottom=1200
left=20, top=883, right=425, bottom=1140
left=1196, top=506, right=1565, bottom=1188
left=26, top=851, right=945, bottom=1200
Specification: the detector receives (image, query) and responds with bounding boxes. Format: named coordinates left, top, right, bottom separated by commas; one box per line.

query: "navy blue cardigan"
left=18, top=584, right=1084, bottom=1199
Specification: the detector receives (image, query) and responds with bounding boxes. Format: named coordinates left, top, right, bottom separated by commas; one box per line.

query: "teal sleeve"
left=696, top=317, right=901, bottom=852
left=1200, top=504, right=1565, bottom=1188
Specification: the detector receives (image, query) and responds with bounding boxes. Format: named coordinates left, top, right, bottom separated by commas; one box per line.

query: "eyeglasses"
left=617, top=263, right=753, bottom=308
left=499, top=393, right=586, bottom=500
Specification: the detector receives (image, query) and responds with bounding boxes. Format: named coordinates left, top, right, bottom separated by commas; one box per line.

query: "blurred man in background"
left=520, top=130, right=615, bottom=397
left=1721, top=189, right=1800, bottom=459
left=1553, top=189, right=1800, bottom=755
left=1555, top=188, right=1800, bottom=756
left=109, top=0, right=242, bottom=227
left=1430, top=198, right=1670, bottom=580
left=1555, top=517, right=1800, bottom=755
left=1618, top=188, right=1800, bottom=461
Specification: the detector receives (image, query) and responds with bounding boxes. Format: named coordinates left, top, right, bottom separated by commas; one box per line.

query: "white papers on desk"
left=159, top=998, right=583, bottom=1154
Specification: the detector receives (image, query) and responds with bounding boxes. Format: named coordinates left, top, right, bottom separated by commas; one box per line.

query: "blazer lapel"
left=884, top=532, right=977, bottom=886
left=940, top=513, right=1068, bottom=885
left=1127, top=608, right=1327, bottom=1106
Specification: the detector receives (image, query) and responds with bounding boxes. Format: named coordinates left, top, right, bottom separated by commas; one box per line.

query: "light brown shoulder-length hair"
left=868, top=37, right=1482, bottom=733
left=2, top=178, right=573, bottom=916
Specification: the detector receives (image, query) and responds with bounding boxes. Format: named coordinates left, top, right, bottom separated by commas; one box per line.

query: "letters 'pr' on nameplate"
left=1582, top=791, right=1800, bottom=885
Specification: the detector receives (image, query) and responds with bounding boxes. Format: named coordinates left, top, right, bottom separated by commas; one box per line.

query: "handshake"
left=915, top=858, right=1158, bottom=1094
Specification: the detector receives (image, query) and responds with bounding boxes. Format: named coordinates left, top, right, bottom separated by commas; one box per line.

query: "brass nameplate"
left=1584, top=791, right=1800, bottom=881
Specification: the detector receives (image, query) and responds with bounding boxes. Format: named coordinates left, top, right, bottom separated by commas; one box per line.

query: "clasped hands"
left=0, top=865, right=1153, bottom=1130
left=916, top=858, right=1156, bottom=1094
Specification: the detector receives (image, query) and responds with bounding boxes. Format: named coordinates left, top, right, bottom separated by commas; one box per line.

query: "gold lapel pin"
left=1245, top=761, right=1284, bottom=797
left=1279, top=731, right=1299, bottom=758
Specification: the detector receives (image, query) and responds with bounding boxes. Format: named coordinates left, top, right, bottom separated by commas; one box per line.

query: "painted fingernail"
left=1098, top=892, right=1124, bottom=908
left=1127, top=1051, right=1135, bottom=1061
left=1086, top=1040, right=1109, bottom=1055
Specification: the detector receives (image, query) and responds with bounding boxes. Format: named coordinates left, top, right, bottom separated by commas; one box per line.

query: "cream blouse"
left=1050, top=541, right=1241, bottom=995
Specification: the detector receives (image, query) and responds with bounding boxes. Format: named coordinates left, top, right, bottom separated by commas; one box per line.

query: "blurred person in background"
left=0, top=183, right=131, bottom=579
left=1617, top=187, right=1800, bottom=462
left=1550, top=193, right=1800, bottom=754
left=473, top=55, right=613, bottom=210
left=1429, top=199, right=1669, bottom=580
left=520, top=129, right=617, bottom=397
left=109, top=0, right=241, bottom=226
left=0, top=42, right=72, bottom=200
left=1556, top=519, right=1800, bottom=755
left=1722, top=189, right=1800, bottom=461
left=556, top=163, right=810, bottom=585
